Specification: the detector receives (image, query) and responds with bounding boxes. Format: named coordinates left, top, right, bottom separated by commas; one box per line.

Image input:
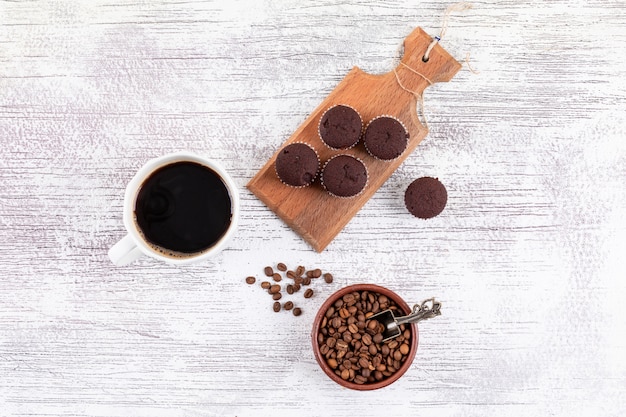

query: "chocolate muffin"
left=321, top=154, right=368, bottom=198
left=275, top=142, right=320, bottom=187
left=318, top=104, right=363, bottom=150
left=404, top=177, right=447, bottom=219
left=363, top=116, right=409, bottom=161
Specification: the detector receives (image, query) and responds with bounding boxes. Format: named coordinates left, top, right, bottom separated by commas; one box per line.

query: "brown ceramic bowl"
left=311, top=284, right=419, bottom=390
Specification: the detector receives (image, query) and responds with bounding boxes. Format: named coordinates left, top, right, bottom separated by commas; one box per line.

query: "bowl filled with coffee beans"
left=311, top=284, right=423, bottom=390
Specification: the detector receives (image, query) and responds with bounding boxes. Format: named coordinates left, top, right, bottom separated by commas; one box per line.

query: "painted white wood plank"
left=1, top=1, right=625, bottom=416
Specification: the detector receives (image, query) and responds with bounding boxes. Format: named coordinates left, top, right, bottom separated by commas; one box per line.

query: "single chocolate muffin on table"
left=363, top=116, right=409, bottom=161
left=321, top=154, right=368, bottom=198
left=318, top=104, right=363, bottom=150
left=275, top=142, right=320, bottom=187
left=404, top=177, right=447, bottom=219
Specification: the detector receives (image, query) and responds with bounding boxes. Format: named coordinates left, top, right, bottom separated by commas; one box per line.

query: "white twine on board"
left=423, top=2, right=473, bottom=63
left=393, top=2, right=473, bottom=129
left=393, top=64, right=433, bottom=128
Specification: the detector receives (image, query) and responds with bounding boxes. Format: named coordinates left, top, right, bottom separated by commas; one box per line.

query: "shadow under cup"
left=131, top=158, right=236, bottom=261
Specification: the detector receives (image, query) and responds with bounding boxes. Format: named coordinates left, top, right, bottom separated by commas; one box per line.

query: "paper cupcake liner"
left=274, top=141, right=320, bottom=188
left=320, top=154, right=369, bottom=199
left=363, top=114, right=409, bottom=162
left=318, top=104, right=363, bottom=151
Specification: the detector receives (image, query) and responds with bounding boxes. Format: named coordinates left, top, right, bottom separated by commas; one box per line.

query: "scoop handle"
left=395, top=298, right=442, bottom=326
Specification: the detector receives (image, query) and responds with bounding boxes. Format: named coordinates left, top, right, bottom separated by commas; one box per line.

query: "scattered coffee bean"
left=269, top=284, right=281, bottom=294
left=247, top=263, right=336, bottom=317
left=317, top=290, right=411, bottom=386
left=273, top=302, right=281, bottom=312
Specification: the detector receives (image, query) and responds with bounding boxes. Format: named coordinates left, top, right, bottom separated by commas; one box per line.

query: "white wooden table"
left=1, top=1, right=625, bottom=416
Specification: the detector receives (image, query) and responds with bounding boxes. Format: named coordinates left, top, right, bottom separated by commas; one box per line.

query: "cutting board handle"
left=394, top=27, right=461, bottom=93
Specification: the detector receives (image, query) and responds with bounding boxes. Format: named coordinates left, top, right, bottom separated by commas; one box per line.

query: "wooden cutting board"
left=247, top=27, right=461, bottom=252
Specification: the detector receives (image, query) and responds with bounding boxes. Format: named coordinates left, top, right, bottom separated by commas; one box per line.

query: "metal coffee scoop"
left=368, top=298, right=442, bottom=342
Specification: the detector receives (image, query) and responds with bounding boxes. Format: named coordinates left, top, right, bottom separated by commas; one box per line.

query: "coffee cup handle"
left=108, top=234, right=144, bottom=266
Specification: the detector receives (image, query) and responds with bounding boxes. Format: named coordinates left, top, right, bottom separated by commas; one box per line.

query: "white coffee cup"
left=108, top=152, right=239, bottom=266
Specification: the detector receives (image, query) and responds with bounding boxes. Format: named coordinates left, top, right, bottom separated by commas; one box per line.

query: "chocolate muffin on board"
left=321, top=154, right=368, bottom=198
left=363, top=115, right=409, bottom=161
left=275, top=142, right=320, bottom=188
left=404, top=177, right=447, bottom=219
left=318, top=104, right=363, bottom=150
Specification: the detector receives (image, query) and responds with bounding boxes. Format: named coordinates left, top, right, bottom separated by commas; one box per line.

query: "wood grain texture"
left=1, top=1, right=626, bottom=417
left=248, top=27, right=461, bottom=252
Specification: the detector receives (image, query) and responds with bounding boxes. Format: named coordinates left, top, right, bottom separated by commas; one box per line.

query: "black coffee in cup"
left=134, top=161, right=232, bottom=257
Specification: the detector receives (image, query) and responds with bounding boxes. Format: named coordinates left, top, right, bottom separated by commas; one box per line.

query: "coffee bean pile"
left=316, top=290, right=411, bottom=385
left=246, top=263, right=334, bottom=316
